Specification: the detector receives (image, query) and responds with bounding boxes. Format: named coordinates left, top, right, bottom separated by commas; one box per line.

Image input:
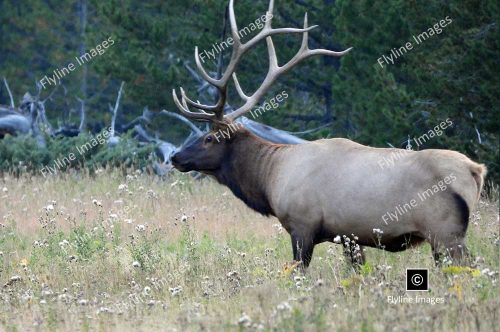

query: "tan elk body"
left=171, top=0, right=486, bottom=267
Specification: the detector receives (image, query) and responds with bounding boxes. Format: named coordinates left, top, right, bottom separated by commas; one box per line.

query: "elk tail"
left=470, top=163, right=487, bottom=201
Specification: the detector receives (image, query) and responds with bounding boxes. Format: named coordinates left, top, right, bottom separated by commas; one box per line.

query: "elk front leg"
left=291, top=233, right=315, bottom=269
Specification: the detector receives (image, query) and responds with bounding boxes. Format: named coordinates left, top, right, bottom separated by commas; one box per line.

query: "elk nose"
left=171, top=153, right=180, bottom=165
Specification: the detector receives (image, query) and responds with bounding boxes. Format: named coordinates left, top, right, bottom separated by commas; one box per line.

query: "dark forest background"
left=0, top=0, right=498, bottom=183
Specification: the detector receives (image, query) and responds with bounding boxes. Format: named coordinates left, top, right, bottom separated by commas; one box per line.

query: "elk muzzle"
left=170, top=151, right=192, bottom=172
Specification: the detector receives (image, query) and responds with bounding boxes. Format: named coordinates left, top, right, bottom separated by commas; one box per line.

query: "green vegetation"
left=0, top=172, right=498, bottom=331
left=0, top=0, right=497, bottom=183
left=0, top=133, right=155, bottom=175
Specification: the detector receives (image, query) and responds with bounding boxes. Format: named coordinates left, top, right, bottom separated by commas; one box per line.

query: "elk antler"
left=172, top=0, right=351, bottom=123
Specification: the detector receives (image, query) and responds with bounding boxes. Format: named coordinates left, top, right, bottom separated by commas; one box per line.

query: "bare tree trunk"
left=3, top=77, right=15, bottom=108
left=76, top=97, right=86, bottom=132
left=78, top=0, right=88, bottom=109
left=110, top=82, right=125, bottom=138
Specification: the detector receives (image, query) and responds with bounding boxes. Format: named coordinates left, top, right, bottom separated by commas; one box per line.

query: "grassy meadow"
left=0, top=171, right=498, bottom=331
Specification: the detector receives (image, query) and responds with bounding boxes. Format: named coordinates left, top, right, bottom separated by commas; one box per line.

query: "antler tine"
left=242, top=27, right=318, bottom=54
left=232, top=73, right=249, bottom=101
left=299, top=13, right=353, bottom=57
left=173, top=0, right=351, bottom=123
left=176, top=0, right=318, bottom=122
left=301, top=12, right=309, bottom=51
left=174, top=48, right=227, bottom=121
left=266, top=37, right=279, bottom=70
left=226, top=10, right=352, bottom=121
left=228, top=0, right=241, bottom=45
left=172, top=89, right=215, bottom=122
left=218, top=0, right=312, bottom=84
left=266, top=0, right=275, bottom=24
left=180, top=87, right=223, bottom=112
left=275, top=13, right=314, bottom=71
left=195, top=47, right=218, bottom=87
left=306, top=47, right=353, bottom=57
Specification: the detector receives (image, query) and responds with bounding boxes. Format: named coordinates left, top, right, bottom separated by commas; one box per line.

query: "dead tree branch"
left=110, top=82, right=125, bottom=137
left=76, top=97, right=86, bottom=132
left=159, top=110, right=203, bottom=135
left=2, top=77, right=15, bottom=108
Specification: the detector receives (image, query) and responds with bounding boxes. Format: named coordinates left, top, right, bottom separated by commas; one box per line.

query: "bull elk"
left=171, top=0, right=486, bottom=268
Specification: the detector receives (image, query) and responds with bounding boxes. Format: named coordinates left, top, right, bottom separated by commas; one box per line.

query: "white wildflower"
left=238, top=313, right=252, bottom=327
left=9, top=275, right=22, bottom=283
left=293, top=275, right=302, bottom=282
left=277, top=301, right=292, bottom=311
left=92, top=199, right=102, bottom=207
left=97, top=307, right=113, bottom=314
left=58, top=240, right=70, bottom=248
left=169, top=286, right=183, bottom=297
left=315, top=279, right=324, bottom=287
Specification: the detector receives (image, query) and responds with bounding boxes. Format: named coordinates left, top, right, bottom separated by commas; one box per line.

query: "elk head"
left=171, top=123, right=231, bottom=173
left=171, top=0, right=351, bottom=174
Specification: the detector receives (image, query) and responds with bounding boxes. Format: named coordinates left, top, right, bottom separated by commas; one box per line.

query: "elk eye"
left=205, top=135, right=213, bottom=144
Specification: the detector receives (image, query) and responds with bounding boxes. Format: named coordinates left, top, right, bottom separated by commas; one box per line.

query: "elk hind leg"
left=428, top=193, right=473, bottom=266
left=431, top=236, right=471, bottom=266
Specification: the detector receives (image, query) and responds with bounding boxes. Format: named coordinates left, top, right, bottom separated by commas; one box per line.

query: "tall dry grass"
left=0, top=171, right=498, bottom=331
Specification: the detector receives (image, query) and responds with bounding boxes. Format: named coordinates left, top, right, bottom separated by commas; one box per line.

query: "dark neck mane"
left=214, top=130, right=288, bottom=216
